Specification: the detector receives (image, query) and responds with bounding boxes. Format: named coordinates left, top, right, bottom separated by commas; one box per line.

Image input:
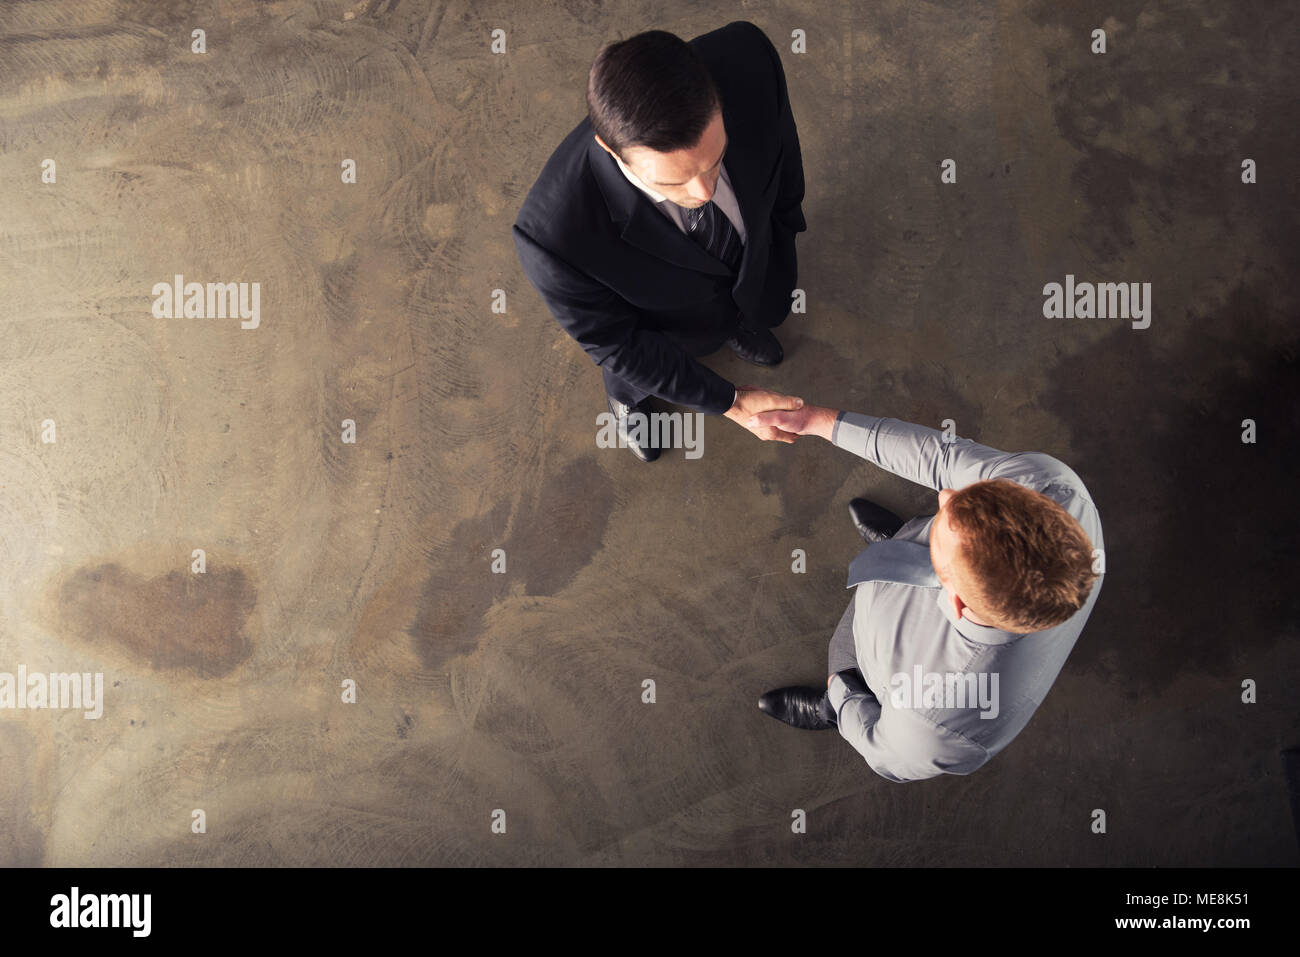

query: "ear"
left=948, top=589, right=968, bottom=621
left=593, top=133, right=615, bottom=157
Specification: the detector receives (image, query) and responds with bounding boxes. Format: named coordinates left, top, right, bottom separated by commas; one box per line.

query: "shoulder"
left=989, top=451, right=1102, bottom=543
left=691, top=20, right=782, bottom=77
left=696, top=19, right=774, bottom=52
left=514, top=117, right=604, bottom=249
left=691, top=21, right=787, bottom=144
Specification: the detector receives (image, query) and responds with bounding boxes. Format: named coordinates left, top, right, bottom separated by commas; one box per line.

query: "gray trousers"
left=822, top=596, right=861, bottom=723
left=827, top=595, right=859, bottom=675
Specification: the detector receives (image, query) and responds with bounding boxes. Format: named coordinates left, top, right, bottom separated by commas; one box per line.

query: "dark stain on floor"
left=1041, top=284, right=1300, bottom=692
left=405, top=455, right=613, bottom=669
left=407, top=499, right=512, bottom=671
left=1028, top=0, right=1299, bottom=260
left=507, top=455, right=616, bottom=598
left=56, top=562, right=256, bottom=678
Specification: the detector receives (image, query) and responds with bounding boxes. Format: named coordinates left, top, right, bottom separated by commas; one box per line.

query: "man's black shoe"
left=757, top=686, right=836, bottom=730
left=725, top=324, right=783, bottom=366
left=849, top=498, right=904, bottom=543
left=607, top=395, right=660, bottom=462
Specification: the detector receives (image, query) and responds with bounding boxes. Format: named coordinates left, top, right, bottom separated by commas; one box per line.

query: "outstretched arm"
left=514, top=224, right=736, bottom=414
left=514, top=225, right=805, bottom=441
left=748, top=405, right=1069, bottom=492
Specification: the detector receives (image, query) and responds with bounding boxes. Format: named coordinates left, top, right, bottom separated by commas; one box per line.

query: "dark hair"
left=587, top=30, right=721, bottom=157
left=946, top=479, right=1098, bottom=632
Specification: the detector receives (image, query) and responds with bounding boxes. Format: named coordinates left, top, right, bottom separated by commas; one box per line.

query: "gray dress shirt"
left=825, top=412, right=1104, bottom=783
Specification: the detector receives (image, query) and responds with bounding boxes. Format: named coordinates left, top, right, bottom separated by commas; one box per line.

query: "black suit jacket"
left=513, top=20, right=807, bottom=415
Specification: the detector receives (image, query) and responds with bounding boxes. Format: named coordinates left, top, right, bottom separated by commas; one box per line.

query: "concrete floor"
left=1, top=0, right=1296, bottom=866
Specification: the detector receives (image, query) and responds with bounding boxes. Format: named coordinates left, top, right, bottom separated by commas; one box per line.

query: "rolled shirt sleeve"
left=828, top=670, right=990, bottom=783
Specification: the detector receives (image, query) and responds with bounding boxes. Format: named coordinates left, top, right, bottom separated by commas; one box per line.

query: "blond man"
left=752, top=406, right=1103, bottom=783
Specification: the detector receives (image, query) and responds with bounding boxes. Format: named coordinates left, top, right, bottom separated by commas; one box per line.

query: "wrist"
left=826, top=672, right=848, bottom=712
left=828, top=669, right=870, bottom=712
left=808, top=406, right=839, bottom=441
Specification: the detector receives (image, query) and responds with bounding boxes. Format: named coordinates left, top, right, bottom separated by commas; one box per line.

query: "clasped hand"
left=724, top=386, right=805, bottom=443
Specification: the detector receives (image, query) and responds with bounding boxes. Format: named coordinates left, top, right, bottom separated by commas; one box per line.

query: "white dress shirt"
left=610, top=152, right=747, bottom=242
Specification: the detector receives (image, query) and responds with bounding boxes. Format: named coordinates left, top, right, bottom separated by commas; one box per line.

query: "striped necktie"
left=684, top=201, right=744, bottom=273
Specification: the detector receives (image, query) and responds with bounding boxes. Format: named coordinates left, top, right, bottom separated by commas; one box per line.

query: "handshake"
left=724, top=387, right=838, bottom=444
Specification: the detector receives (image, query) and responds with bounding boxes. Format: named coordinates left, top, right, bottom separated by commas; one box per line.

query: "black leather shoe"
left=757, top=686, right=835, bottom=730
left=725, top=325, right=783, bottom=366
left=608, top=395, right=660, bottom=462
left=849, top=498, right=904, bottom=543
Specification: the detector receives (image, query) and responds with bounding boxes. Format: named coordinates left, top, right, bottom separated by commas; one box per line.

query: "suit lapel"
left=588, top=136, right=732, bottom=278
left=724, top=147, right=773, bottom=297
left=726, top=141, right=774, bottom=257
left=717, top=69, right=785, bottom=304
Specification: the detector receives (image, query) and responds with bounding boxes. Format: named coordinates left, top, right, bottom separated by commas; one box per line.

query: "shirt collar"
left=611, top=151, right=670, bottom=204
left=934, top=589, right=1023, bottom=646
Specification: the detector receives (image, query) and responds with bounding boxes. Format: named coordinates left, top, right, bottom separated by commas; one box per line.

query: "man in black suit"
left=513, top=22, right=808, bottom=461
